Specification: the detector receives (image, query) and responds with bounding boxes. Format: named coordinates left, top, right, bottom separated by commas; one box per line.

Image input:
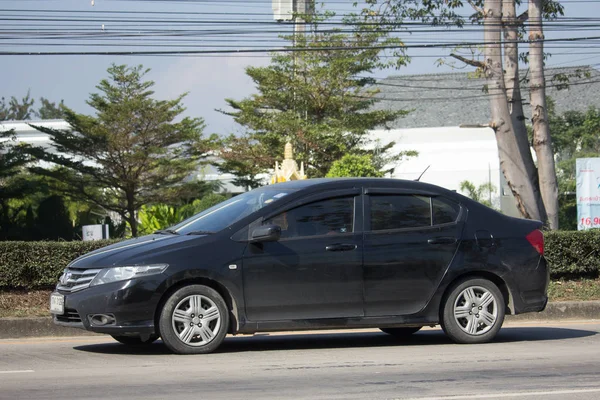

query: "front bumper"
left=52, top=276, right=164, bottom=335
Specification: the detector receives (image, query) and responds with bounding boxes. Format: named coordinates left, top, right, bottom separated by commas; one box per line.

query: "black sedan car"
left=51, top=178, right=548, bottom=354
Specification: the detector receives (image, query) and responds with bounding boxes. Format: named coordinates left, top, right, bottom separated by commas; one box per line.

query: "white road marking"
left=403, top=388, right=600, bottom=400
left=0, top=370, right=34, bottom=374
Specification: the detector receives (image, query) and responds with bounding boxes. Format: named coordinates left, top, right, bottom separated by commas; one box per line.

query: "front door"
left=242, top=194, right=364, bottom=321
left=363, top=193, right=463, bottom=316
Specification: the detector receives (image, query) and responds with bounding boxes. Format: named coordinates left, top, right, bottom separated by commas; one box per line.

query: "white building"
left=371, top=126, right=510, bottom=212
left=0, top=119, right=68, bottom=150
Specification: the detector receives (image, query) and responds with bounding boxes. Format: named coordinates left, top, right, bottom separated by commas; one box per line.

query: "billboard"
left=576, top=158, right=600, bottom=230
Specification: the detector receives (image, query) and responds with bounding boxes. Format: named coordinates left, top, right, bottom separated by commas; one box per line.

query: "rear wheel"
left=441, top=278, right=505, bottom=344
left=111, top=334, right=159, bottom=346
left=158, top=284, right=229, bottom=355
left=380, top=327, right=422, bottom=338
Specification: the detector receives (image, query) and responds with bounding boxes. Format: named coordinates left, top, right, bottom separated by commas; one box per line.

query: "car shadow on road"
left=73, top=326, right=597, bottom=355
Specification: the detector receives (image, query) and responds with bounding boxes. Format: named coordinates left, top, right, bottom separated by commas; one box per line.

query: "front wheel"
left=440, top=278, right=505, bottom=344
left=158, top=284, right=229, bottom=355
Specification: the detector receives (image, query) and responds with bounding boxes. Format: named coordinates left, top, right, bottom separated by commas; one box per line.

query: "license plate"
left=50, top=293, right=64, bottom=315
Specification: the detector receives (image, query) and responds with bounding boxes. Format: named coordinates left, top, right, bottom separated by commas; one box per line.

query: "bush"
left=0, top=240, right=119, bottom=290
left=137, top=194, right=228, bottom=236
left=326, top=155, right=384, bottom=178
left=0, top=230, right=598, bottom=291
left=545, top=230, right=600, bottom=279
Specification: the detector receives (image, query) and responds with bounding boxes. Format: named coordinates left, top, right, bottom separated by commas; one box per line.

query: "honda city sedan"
left=51, top=178, right=548, bottom=354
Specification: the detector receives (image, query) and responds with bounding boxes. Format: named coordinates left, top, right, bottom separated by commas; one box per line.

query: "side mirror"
left=251, top=224, right=282, bottom=242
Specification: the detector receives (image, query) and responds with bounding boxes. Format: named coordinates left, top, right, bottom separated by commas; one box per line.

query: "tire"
left=380, top=327, right=422, bottom=338
left=111, top=334, right=159, bottom=346
left=158, top=284, right=229, bottom=355
left=440, top=278, right=505, bottom=344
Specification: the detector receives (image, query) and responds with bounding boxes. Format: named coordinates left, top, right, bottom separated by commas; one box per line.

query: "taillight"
left=526, top=229, right=544, bottom=255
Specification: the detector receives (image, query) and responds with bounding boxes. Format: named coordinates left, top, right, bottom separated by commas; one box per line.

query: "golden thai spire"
left=284, top=142, right=293, bottom=160
left=271, top=142, right=307, bottom=184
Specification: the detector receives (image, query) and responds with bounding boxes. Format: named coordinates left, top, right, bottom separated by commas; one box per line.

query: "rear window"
left=370, top=195, right=460, bottom=231
left=370, top=195, right=431, bottom=231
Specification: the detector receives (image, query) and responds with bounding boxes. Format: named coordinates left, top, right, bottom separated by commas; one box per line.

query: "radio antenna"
left=415, top=165, right=431, bottom=182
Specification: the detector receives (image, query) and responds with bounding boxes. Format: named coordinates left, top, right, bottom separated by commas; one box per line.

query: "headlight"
left=90, top=264, right=169, bottom=287
left=58, top=268, right=67, bottom=285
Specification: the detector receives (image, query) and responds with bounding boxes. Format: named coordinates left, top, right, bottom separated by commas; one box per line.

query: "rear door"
left=363, top=189, right=464, bottom=316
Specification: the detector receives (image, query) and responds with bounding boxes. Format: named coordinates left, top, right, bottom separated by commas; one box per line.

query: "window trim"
left=364, top=187, right=439, bottom=196
left=262, top=188, right=360, bottom=222
left=249, top=191, right=362, bottom=242
left=432, top=196, right=463, bottom=226
left=365, top=193, right=464, bottom=233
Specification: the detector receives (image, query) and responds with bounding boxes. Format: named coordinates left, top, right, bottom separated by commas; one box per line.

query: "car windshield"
left=170, top=188, right=296, bottom=235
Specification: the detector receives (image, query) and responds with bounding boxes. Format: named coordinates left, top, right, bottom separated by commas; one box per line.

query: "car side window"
left=370, top=195, right=431, bottom=231
left=432, top=197, right=460, bottom=225
left=264, top=197, right=354, bottom=239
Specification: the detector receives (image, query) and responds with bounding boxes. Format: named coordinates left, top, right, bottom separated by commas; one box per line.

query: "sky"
left=1, top=0, right=599, bottom=135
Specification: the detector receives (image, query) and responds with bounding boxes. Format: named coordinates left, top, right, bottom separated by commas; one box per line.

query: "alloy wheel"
left=171, top=294, right=221, bottom=346
left=453, top=285, right=498, bottom=336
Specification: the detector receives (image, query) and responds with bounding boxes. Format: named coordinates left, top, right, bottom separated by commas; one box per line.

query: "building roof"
left=372, top=66, right=600, bottom=129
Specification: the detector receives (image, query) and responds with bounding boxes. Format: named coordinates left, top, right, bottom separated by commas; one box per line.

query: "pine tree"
left=218, top=11, right=410, bottom=182
left=25, top=64, right=215, bottom=236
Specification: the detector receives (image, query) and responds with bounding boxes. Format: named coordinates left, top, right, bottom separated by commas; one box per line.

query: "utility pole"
left=294, top=0, right=308, bottom=39
left=292, top=0, right=313, bottom=122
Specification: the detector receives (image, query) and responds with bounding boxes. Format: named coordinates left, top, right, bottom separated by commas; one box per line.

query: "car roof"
left=265, top=178, right=459, bottom=197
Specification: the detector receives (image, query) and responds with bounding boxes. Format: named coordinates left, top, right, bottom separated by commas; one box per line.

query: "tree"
left=0, top=129, right=36, bottom=239
left=0, top=91, right=35, bottom=121
left=360, top=0, right=563, bottom=229
left=326, top=154, right=384, bottom=178
left=528, top=0, right=559, bottom=229
left=216, top=135, right=271, bottom=190
left=36, top=195, right=73, bottom=241
left=25, top=64, right=215, bottom=237
left=1, top=92, right=65, bottom=121
left=0, top=97, right=7, bottom=121
left=482, top=0, right=547, bottom=223
left=218, top=11, right=411, bottom=182
left=138, top=193, right=227, bottom=235
left=547, top=100, right=600, bottom=229
left=36, top=98, right=65, bottom=120
left=459, top=180, right=497, bottom=209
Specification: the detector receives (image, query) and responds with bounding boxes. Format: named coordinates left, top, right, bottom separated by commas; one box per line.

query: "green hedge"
left=545, top=230, right=600, bottom=280
left=0, top=240, right=119, bottom=290
left=0, top=231, right=598, bottom=290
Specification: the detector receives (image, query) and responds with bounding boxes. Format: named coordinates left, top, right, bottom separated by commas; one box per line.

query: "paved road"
left=1, top=321, right=600, bottom=400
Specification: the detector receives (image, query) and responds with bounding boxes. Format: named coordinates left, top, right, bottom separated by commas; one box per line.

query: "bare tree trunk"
left=502, top=0, right=547, bottom=222
left=126, top=188, right=138, bottom=237
left=528, top=0, right=559, bottom=229
left=484, top=0, right=543, bottom=221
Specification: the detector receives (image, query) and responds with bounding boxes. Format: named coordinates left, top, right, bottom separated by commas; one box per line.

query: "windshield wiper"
left=185, top=230, right=215, bottom=236
left=154, top=229, right=180, bottom=235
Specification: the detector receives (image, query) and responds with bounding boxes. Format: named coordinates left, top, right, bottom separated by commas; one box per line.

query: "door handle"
left=428, top=237, right=457, bottom=245
left=326, top=243, right=357, bottom=252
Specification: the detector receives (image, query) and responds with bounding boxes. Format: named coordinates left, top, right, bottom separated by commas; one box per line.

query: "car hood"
left=68, top=233, right=206, bottom=269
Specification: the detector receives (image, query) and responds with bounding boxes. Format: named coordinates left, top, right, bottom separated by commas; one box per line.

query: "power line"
left=2, top=35, right=600, bottom=56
